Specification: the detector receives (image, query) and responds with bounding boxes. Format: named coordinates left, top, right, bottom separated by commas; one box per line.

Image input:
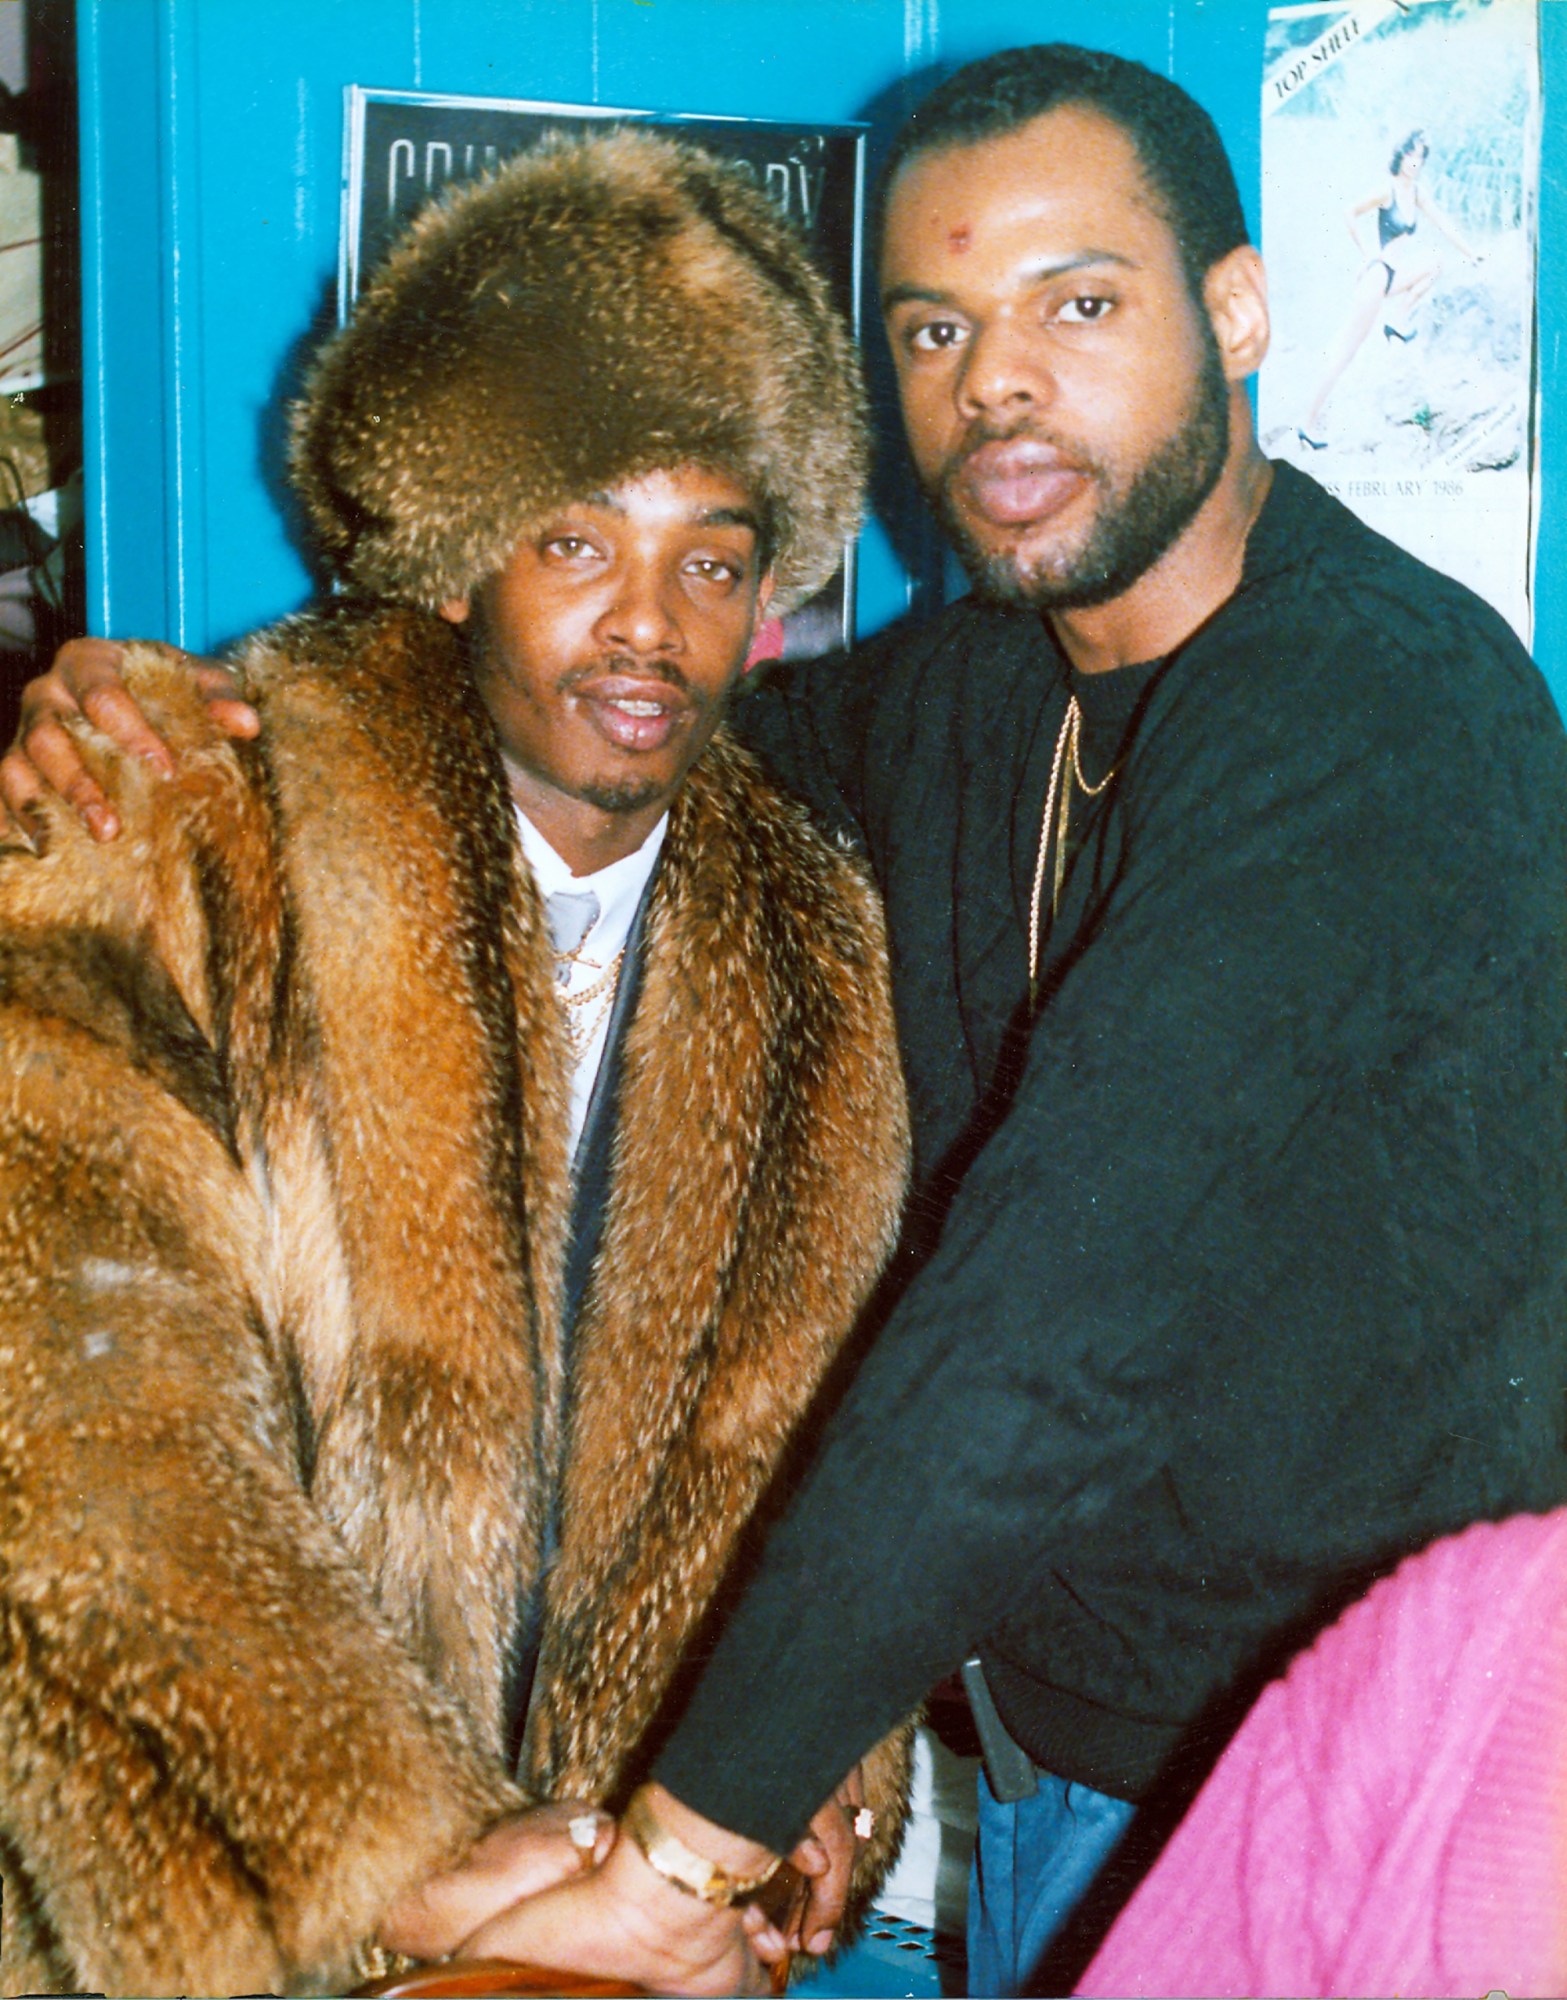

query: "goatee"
left=934, top=339, right=1232, bottom=613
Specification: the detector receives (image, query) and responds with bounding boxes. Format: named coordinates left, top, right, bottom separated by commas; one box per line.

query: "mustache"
left=559, top=655, right=693, bottom=695
left=944, top=416, right=1085, bottom=471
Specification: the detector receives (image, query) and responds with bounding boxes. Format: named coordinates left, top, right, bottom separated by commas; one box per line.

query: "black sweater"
left=654, top=463, right=1567, bottom=1836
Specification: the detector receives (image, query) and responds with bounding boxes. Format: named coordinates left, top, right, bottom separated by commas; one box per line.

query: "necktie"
left=545, top=889, right=601, bottom=986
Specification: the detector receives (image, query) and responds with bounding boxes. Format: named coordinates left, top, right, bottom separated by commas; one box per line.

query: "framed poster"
left=340, top=87, right=865, bottom=658
left=1257, top=0, right=1540, bottom=643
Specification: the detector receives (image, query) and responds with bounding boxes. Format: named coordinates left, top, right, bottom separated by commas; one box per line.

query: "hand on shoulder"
left=1, top=636, right=258, bottom=847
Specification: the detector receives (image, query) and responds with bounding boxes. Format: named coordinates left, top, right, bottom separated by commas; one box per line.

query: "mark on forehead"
left=949, top=224, right=971, bottom=253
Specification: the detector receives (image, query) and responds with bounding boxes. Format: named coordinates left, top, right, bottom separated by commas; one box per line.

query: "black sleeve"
left=731, top=616, right=929, bottom=850
left=729, top=654, right=870, bottom=847
left=652, top=618, right=1567, bottom=1851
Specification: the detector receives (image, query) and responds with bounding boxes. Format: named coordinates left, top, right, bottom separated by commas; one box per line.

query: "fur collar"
left=0, top=603, right=910, bottom=1991
left=236, top=602, right=909, bottom=1795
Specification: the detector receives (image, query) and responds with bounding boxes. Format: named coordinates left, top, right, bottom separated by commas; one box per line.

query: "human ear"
left=439, top=596, right=471, bottom=626
left=742, top=576, right=783, bottom=674
left=1203, top=246, right=1270, bottom=383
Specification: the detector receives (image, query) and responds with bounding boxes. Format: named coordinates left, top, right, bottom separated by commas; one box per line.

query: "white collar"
left=514, top=807, right=668, bottom=960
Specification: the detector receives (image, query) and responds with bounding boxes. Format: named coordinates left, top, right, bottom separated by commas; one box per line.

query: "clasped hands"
left=378, top=1772, right=869, bottom=1997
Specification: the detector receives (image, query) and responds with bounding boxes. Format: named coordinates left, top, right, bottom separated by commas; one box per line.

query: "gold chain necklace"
left=551, top=932, right=599, bottom=978
left=1026, top=694, right=1117, bottom=1007
left=557, top=946, right=627, bottom=1059
left=559, top=947, right=625, bottom=1012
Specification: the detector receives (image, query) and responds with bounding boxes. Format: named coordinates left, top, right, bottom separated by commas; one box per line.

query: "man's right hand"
left=1, top=637, right=259, bottom=846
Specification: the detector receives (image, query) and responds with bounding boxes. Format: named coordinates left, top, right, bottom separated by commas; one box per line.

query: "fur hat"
left=290, top=128, right=868, bottom=614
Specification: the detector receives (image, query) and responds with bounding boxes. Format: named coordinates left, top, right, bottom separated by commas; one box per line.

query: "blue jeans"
left=967, top=1766, right=1137, bottom=1997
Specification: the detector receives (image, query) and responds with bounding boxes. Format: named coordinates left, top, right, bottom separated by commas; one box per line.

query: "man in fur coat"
left=0, top=131, right=909, bottom=1998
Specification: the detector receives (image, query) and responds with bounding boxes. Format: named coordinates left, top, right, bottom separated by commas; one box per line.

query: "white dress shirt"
left=515, top=807, right=667, bottom=1158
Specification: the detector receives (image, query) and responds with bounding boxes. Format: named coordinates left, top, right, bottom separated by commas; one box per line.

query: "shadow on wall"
left=852, top=60, right=957, bottom=623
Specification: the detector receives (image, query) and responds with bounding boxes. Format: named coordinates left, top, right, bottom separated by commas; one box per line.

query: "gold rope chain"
left=1026, top=694, right=1118, bottom=1007
left=558, top=947, right=626, bottom=1011
left=556, top=947, right=627, bottom=1059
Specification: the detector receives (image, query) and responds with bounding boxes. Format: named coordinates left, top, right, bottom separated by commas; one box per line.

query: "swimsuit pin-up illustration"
left=1299, top=128, right=1482, bottom=449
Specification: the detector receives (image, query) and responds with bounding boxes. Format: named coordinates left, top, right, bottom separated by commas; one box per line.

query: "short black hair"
left=881, top=44, right=1249, bottom=297
left=1389, top=129, right=1428, bottom=176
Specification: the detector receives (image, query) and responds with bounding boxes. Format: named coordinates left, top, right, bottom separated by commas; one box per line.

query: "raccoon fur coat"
left=0, top=603, right=911, bottom=1997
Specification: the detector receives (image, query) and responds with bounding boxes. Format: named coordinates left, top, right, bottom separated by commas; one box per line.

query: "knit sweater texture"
left=1077, top=1508, right=1567, bottom=1998
left=652, top=462, right=1567, bottom=1843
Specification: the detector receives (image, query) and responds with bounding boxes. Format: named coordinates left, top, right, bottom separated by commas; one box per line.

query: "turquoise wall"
left=77, top=0, right=1565, bottom=703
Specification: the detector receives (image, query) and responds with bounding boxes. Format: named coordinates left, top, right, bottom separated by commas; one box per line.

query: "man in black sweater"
left=12, top=44, right=1567, bottom=2000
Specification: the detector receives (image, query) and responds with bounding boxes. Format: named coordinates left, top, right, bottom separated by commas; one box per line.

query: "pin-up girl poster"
left=1259, top=0, right=1539, bottom=641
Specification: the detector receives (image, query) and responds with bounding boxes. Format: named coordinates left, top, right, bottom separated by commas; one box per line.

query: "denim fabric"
left=967, top=1767, right=1137, bottom=1997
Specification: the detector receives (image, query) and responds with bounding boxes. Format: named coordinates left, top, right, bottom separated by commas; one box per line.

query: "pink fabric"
left=1077, top=1510, right=1567, bottom=1999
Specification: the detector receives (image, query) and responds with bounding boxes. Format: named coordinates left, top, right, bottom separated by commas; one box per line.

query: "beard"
left=575, top=774, right=671, bottom=814
left=930, top=334, right=1232, bottom=613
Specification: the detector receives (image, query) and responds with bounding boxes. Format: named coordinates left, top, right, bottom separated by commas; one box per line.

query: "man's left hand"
left=378, top=1802, right=614, bottom=1961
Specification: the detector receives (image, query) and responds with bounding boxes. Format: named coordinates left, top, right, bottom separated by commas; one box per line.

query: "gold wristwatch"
left=622, top=1787, right=781, bottom=1908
